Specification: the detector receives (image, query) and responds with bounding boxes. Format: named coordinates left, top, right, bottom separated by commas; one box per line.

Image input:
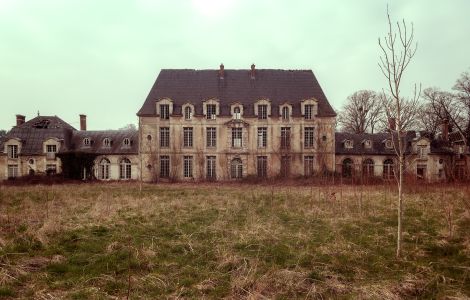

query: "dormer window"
left=160, top=104, right=170, bottom=120
left=385, top=140, right=393, bottom=149
left=103, top=138, right=111, bottom=148
left=234, top=107, right=241, bottom=120
left=206, top=104, right=217, bottom=119
left=123, top=138, right=131, bottom=148
left=301, top=99, right=318, bottom=120
left=184, top=106, right=192, bottom=120
left=258, top=105, right=268, bottom=119
left=83, top=138, right=90, bottom=147
left=363, top=140, right=372, bottom=149
left=344, top=140, right=353, bottom=149
left=305, top=105, right=315, bottom=120
left=46, top=145, right=57, bottom=153
left=7, top=145, right=18, bottom=159
left=282, top=106, right=290, bottom=120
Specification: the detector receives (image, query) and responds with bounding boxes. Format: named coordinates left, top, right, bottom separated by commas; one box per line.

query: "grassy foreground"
left=0, top=183, right=469, bottom=299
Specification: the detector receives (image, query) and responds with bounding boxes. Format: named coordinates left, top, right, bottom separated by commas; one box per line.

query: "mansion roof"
left=137, top=68, right=337, bottom=118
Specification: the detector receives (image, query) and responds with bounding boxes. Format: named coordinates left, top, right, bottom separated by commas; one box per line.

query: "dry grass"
left=0, top=182, right=469, bottom=299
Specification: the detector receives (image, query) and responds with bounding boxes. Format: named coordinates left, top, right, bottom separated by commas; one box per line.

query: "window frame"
left=281, top=127, right=291, bottom=150
left=119, top=158, right=132, bottom=180
left=232, top=128, right=243, bottom=148
left=304, top=127, right=315, bottom=148
left=160, top=127, right=170, bottom=148
left=183, top=127, right=193, bottom=148
left=206, top=127, right=217, bottom=148
left=206, top=156, right=216, bottom=180
left=160, top=155, right=170, bottom=178
left=304, top=155, right=315, bottom=176
left=183, top=155, right=193, bottom=178
left=160, top=104, right=170, bottom=120
left=7, top=145, right=18, bottom=159
left=257, top=156, right=267, bottom=178
left=257, top=127, right=267, bottom=148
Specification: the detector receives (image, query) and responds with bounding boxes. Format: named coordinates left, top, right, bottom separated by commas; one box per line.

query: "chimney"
left=250, top=63, right=256, bottom=79
left=388, top=117, right=396, bottom=131
left=218, top=63, right=225, bottom=79
left=16, top=114, right=25, bottom=126
left=441, top=118, right=449, bottom=141
left=79, top=114, right=87, bottom=131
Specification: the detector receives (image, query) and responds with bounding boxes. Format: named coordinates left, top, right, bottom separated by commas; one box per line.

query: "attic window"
left=234, top=107, right=241, bottom=119
left=103, top=138, right=111, bottom=148
left=344, top=140, right=353, bottom=149
left=363, top=140, right=372, bottom=148
left=83, top=138, right=90, bottom=147
left=123, top=138, right=131, bottom=147
left=184, top=106, right=192, bottom=120
left=385, top=140, right=393, bottom=149
left=33, top=119, right=51, bottom=129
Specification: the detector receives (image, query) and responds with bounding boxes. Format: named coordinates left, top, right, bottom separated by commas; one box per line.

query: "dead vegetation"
left=0, top=182, right=469, bottom=299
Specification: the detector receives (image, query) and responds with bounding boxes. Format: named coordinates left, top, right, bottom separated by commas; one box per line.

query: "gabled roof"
left=1, top=116, right=75, bottom=155
left=68, top=130, right=138, bottom=155
left=137, top=69, right=336, bottom=117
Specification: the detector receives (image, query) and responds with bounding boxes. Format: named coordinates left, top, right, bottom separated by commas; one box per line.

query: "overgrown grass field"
left=0, top=183, right=469, bottom=299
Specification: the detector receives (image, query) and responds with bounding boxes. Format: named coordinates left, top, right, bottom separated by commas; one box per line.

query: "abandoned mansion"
left=1, top=65, right=469, bottom=182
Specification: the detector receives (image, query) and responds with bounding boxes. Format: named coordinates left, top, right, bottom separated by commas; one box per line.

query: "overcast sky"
left=1, top=0, right=469, bottom=130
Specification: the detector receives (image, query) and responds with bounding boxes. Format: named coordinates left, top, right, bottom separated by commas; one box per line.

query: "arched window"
left=123, top=138, right=130, bottom=147
left=383, top=159, right=394, bottom=180
left=282, top=106, right=289, bottom=120
left=120, top=158, right=132, bottom=179
left=342, top=158, right=353, bottom=177
left=234, top=107, right=241, bottom=119
left=83, top=138, right=90, bottom=147
left=184, top=106, right=192, bottom=120
left=98, top=158, right=110, bottom=180
left=231, top=158, right=243, bottom=179
left=362, top=159, right=374, bottom=177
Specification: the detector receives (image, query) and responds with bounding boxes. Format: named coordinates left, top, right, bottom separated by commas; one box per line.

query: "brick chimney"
left=16, top=114, right=25, bottom=126
left=441, top=118, right=449, bottom=141
left=79, top=114, right=87, bottom=131
left=218, top=63, right=225, bottom=79
left=250, top=63, right=256, bottom=79
left=388, top=117, right=396, bottom=131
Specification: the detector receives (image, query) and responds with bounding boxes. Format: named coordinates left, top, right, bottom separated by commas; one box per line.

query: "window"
left=342, top=158, right=353, bottom=177
left=232, top=128, right=242, bottom=148
left=282, top=106, right=289, bottom=120
left=281, top=127, right=291, bottom=149
left=183, top=156, right=193, bottom=178
left=103, top=138, right=111, bottom=148
left=160, top=104, right=170, bottom=120
left=258, top=104, right=268, bottom=119
left=206, top=156, right=216, bottom=180
left=231, top=158, right=243, bottom=179
left=184, top=106, right=192, bottom=120
left=206, top=127, right=217, bottom=147
left=363, top=140, right=372, bottom=148
left=46, top=144, right=57, bottom=153
left=257, top=127, right=267, bottom=148
left=304, top=127, right=315, bottom=148
left=160, top=127, right=170, bottom=148
left=362, top=159, right=374, bottom=177
left=183, top=127, right=193, bottom=148
left=344, top=140, right=353, bottom=149
left=83, top=138, right=90, bottom=147
left=98, top=158, right=110, bottom=180
left=304, top=156, right=315, bottom=176
left=120, top=158, right=132, bottom=179
left=385, top=140, right=393, bottom=149
left=417, top=164, right=426, bottom=180
left=206, top=104, right=217, bottom=119
left=383, top=159, right=394, bottom=180
left=257, top=156, right=267, bottom=178
left=280, top=156, right=290, bottom=177
left=304, top=104, right=315, bottom=120
left=123, top=138, right=131, bottom=148
left=418, top=146, right=426, bottom=159
left=160, top=156, right=170, bottom=178
left=7, top=145, right=18, bottom=159
left=234, top=107, right=241, bottom=119
left=46, top=164, right=57, bottom=176
left=7, top=165, right=18, bottom=178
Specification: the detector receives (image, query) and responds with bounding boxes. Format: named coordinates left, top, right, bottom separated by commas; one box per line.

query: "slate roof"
left=68, top=130, right=138, bottom=155
left=137, top=69, right=336, bottom=117
left=335, top=132, right=454, bottom=156
left=1, top=116, right=75, bottom=155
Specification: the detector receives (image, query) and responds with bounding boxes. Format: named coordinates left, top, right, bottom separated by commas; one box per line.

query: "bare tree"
left=453, top=70, right=470, bottom=145
left=337, top=90, right=384, bottom=134
left=378, top=7, right=420, bottom=258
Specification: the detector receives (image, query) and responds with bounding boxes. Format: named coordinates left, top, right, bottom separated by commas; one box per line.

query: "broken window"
left=304, top=156, right=315, bottom=176
left=257, top=156, right=267, bottom=178
left=160, top=156, right=170, bottom=178
left=7, top=164, right=18, bottom=178
left=206, top=156, right=216, bottom=180
left=383, top=159, right=394, bottom=180
left=7, top=145, right=18, bottom=159
left=206, top=104, right=217, bottom=119
left=257, top=127, right=267, bottom=148
left=231, top=158, right=243, bottom=179
left=281, top=127, right=291, bottom=149
left=280, top=156, right=290, bottom=177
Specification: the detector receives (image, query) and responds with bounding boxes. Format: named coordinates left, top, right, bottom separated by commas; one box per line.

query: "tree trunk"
left=397, top=155, right=404, bottom=258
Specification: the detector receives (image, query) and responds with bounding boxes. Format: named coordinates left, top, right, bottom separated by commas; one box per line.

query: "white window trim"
left=203, top=99, right=220, bottom=119
left=182, top=103, right=194, bottom=120
left=155, top=98, right=174, bottom=118
left=254, top=99, right=271, bottom=118
left=301, top=98, right=319, bottom=119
